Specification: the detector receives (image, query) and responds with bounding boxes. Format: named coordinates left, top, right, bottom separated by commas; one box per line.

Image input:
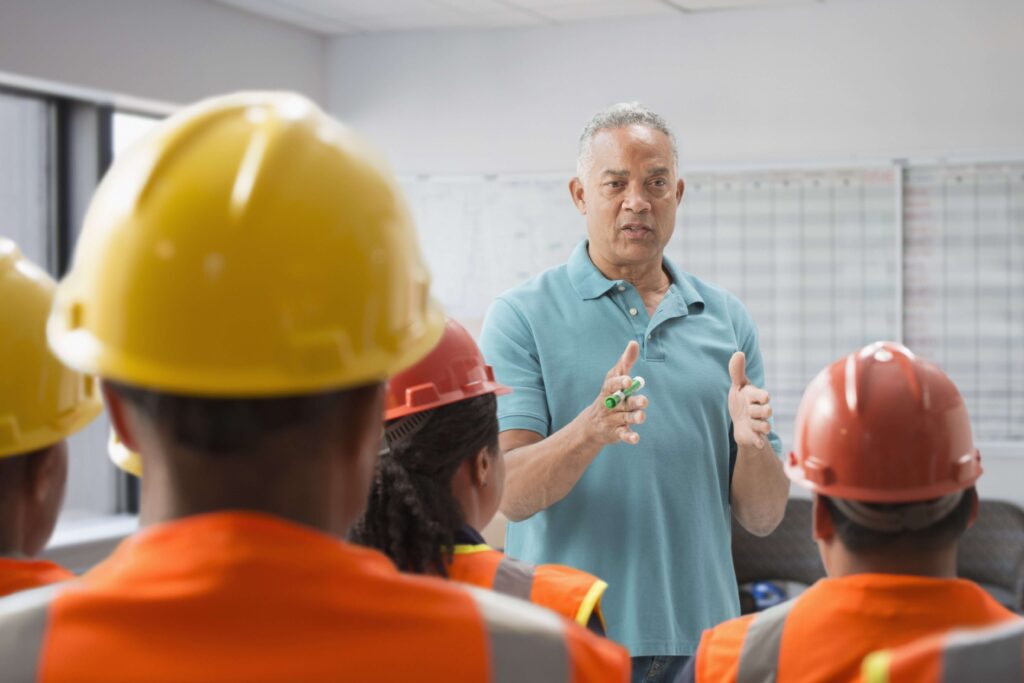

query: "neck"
left=828, top=545, right=959, bottom=579
left=138, top=447, right=354, bottom=538
left=588, top=245, right=670, bottom=295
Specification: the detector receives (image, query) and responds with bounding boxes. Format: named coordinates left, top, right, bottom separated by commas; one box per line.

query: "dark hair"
left=350, top=393, right=499, bottom=576
left=822, top=490, right=974, bottom=555
left=105, top=381, right=372, bottom=455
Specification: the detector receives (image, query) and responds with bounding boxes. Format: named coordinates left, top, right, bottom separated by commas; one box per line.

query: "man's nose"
left=623, top=183, right=652, bottom=213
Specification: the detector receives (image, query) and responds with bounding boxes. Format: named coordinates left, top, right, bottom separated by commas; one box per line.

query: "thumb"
left=729, top=351, right=748, bottom=389
left=614, top=340, right=641, bottom=376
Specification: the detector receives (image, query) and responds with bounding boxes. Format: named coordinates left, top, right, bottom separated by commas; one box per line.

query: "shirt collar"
left=567, top=239, right=705, bottom=312
left=454, top=524, right=487, bottom=546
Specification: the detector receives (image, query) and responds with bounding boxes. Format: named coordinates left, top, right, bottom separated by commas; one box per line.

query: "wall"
left=0, top=0, right=326, bottom=106
left=327, top=0, right=1024, bottom=507
left=327, top=0, right=1024, bottom=174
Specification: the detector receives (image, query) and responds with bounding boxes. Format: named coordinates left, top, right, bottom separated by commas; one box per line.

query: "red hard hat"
left=385, top=319, right=511, bottom=421
left=786, top=342, right=981, bottom=503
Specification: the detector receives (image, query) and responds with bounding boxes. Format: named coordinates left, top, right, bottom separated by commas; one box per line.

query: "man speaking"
left=480, top=103, right=789, bottom=682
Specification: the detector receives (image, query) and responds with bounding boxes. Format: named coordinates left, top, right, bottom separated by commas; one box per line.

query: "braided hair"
left=350, top=393, right=499, bottom=576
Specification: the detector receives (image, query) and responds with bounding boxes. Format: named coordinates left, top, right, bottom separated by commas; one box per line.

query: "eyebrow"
left=601, top=169, right=630, bottom=178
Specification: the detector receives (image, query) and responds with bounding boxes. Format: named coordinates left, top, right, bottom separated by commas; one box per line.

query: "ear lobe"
left=966, top=487, right=980, bottom=529
left=676, top=177, right=685, bottom=202
left=569, top=178, right=587, bottom=215
left=29, top=443, right=66, bottom=504
left=812, top=495, right=834, bottom=541
left=101, top=383, right=142, bottom=452
left=472, top=448, right=491, bottom=488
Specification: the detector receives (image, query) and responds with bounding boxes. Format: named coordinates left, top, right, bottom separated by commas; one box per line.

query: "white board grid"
left=903, top=162, right=1024, bottom=443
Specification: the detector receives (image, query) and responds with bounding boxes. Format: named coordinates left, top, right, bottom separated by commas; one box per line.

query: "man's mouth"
left=621, top=224, right=653, bottom=238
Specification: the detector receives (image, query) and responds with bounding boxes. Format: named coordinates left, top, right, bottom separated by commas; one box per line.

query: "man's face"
left=572, top=125, right=684, bottom=270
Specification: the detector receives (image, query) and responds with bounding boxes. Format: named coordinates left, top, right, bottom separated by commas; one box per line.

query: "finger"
left=625, top=395, right=648, bottom=410
left=751, top=420, right=772, bottom=436
left=748, top=404, right=773, bottom=420
left=621, top=409, right=645, bottom=426
left=728, top=351, right=748, bottom=389
left=603, top=374, right=634, bottom=395
left=616, top=426, right=640, bottom=445
left=745, top=387, right=770, bottom=405
left=612, top=340, right=640, bottom=377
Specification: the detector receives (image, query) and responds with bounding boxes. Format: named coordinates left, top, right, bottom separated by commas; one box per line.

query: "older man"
left=480, top=103, right=789, bottom=681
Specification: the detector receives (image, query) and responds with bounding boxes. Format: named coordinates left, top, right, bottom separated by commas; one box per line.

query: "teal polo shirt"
left=479, top=240, right=781, bottom=657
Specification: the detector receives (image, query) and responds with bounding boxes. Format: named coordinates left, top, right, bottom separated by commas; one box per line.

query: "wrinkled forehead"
left=588, top=125, right=675, bottom=173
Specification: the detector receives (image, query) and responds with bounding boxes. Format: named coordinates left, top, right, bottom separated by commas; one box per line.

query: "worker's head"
left=47, top=92, right=444, bottom=535
left=0, top=239, right=102, bottom=556
left=350, top=319, right=510, bottom=575
left=786, top=342, right=981, bottom=575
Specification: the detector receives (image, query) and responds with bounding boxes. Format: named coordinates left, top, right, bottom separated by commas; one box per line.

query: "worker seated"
left=351, top=318, right=609, bottom=635
left=0, top=239, right=102, bottom=597
left=0, top=93, right=628, bottom=682
left=680, top=342, right=1018, bottom=683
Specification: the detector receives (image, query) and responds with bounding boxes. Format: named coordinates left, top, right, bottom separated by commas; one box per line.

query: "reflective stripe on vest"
left=736, top=598, right=799, bottom=683
left=942, top=619, right=1024, bottom=682
left=465, top=584, right=570, bottom=683
left=0, top=582, right=62, bottom=683
left=493, top=555, right=535, bottom=602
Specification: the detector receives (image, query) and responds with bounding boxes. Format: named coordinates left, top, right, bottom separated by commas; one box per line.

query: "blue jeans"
left=631, top=655, right=691, bottom=683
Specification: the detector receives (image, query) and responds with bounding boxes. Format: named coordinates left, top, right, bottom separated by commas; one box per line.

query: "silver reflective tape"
left=467, top=585, right=569, bottom=683
left=943, top=620, right=1024, bottom=682
left=0, top=583, right=62, bottom=683
left=493, top=556, right=535, bottom=602
left=736, top=598, right=798, bottom=683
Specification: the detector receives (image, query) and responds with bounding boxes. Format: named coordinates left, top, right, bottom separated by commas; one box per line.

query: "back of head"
left=787, top=342, right=981, bottom=558
left=351, top=319, right=509, bottom=574
left=0, top=239, right=102, bottom=555
left=46, top=92, right=444, bottom=525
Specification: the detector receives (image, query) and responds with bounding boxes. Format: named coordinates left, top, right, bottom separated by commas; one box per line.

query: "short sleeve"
left=479, top=297, right=551, bottom=437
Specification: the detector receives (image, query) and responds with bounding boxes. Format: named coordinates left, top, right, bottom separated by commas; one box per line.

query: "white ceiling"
left=214, top=0, right=827, bottom=35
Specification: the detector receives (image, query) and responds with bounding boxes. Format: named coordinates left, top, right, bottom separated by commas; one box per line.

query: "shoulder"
left=492, top=264, right=572, bottom=316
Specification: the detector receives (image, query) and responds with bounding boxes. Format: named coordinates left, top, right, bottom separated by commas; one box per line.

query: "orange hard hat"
left=385, top=319, right=510, bottom=421
left=786, top=341, right=981, bottom=503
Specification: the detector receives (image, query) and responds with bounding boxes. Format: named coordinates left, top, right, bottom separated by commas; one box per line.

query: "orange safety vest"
left=0, top=558, right=73, bottom=598
left=694, top=574, right=1017, bottom=683
left=862, top=617, right=1024, bottom=683
left=448, top=544, right=608, bottom=631
left=0, top=512, right=629, bottom=683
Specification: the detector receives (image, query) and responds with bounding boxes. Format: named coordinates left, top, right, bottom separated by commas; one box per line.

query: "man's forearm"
left=731, top=441, right=789, bottom=536
left=499, top=418, right=604, bottom=522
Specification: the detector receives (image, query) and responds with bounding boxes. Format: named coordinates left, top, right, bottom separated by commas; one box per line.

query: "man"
left=479, top=102, right=788, bottom=680
left=683, top=342, right=1018, bottom=683
left=862, top=615, right=1024, bottom=682
left=0, top=92, right=629, bottom=682
left=0, top=238, right=102, bottom=596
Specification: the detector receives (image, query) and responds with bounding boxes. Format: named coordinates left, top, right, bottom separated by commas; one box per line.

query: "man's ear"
left=569, top=177, right=586, bottom=215
left=28, top=442, right=67, bottom=505
left=966, top=487, right=980, bottom=529
left=101, top=382, right=141, bottom=452
left=676, top=177, right=685, bottom=202
left=812, top=494, right=834, bottom=542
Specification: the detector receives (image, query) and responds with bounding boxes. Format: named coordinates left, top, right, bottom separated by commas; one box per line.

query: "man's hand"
left=579, top=341, right=648, bottom=447
left=728, top=351, right=772, bottom=449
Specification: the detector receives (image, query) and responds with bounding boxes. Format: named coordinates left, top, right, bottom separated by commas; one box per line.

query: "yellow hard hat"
left=107, top=429, right=142, bottom=478
left=48, top=92, right=444, bottom=397
left=0, top=239, right=103, bottom=458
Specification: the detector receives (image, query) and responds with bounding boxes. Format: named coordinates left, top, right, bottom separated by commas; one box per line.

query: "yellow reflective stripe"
left=574, top=579, right=608, bottom=628
left=452, top=544, right=492, bottom=555
left=861, top=650, right=892, bottom=683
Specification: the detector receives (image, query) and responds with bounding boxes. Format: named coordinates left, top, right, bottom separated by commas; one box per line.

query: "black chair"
left=731, top=498, right=826, bottom=613
left=957, top=500, right=1024, bottom=613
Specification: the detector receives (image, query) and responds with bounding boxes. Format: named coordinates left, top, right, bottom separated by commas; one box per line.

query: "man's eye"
left=651, top=179, right=667, bottom=187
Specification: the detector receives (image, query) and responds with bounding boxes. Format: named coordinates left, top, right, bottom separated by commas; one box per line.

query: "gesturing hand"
left=728, top=351, right=772, bottom=449
left=581, top=341, right=648, bottom=446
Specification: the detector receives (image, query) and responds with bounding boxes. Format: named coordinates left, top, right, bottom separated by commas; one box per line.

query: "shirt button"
left=647, top=334, right=652, bottom=340
left=629, top=307, right=638, bottom=316
left=617, top=285, right=626, bottom=292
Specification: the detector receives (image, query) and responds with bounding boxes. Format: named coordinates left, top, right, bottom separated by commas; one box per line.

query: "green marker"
left=604, top=376, right=645, bottom=409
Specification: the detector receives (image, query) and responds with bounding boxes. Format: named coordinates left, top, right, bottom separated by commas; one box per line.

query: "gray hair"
left=576, top=102, right=678, bottom=177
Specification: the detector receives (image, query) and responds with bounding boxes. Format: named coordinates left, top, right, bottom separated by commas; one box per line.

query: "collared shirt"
left=480, top=239, right=781, bottom=656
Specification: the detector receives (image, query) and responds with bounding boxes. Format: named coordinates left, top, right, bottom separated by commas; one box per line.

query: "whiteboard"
left=401, top=162, right=1024, bottom=451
